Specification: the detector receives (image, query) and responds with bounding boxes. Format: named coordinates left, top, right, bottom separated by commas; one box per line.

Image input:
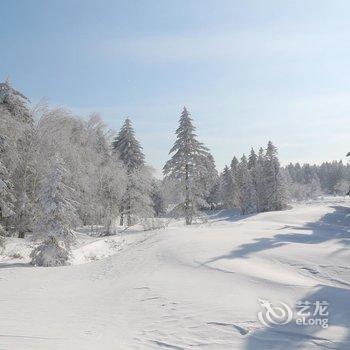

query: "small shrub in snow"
left=141, top=218, right=166, bottom=231
left=30, top=236, right=71, bottom=267
left=9, top=252, right=23, bottom=259
left=192, top=213, right=209, bottom=224
left=86, top=253, right=98, bottom=261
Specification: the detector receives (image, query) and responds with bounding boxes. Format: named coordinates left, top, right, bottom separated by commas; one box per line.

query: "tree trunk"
left=185, top=163, right=192, bottom=225
left=127, top=212, right=131, bottom=227
left=126, top=191, right=132, bottom=227
left=119, top=207, right=124, bottom=226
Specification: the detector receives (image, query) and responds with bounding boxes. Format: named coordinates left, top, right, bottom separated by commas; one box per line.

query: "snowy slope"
left=0, top=198, right=349, bottom=349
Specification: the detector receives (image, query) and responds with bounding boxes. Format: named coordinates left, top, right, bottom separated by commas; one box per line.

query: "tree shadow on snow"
left=199, top=205, right=350, bottom=349
left=206, top=209, right=257, bottom=223
left=244, top=285, right=350, bottom=349
left=204, top=205, right=350, bottom=264
left=0, top=262, right=31, bottom=269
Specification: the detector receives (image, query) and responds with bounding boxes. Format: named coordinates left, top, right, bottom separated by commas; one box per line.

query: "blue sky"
left=1, top=0, right=349, bottom=174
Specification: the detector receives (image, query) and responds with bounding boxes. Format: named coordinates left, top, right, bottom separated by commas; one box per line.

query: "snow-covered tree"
left=0, top=137, right=15, bottom=224
left=262, top=141, right=287, bottom=211
left=237, top=155, right=257, bottom=214
left=0, top=81, right=35, bottom=237
left=253, top=148, right=265, bottom=212
left=96, top=157, right=127, bottom=234
left=230, top=156, right=239, bottom=175
left=30, top=235, right=71, bottom=267
left=201, top=153, right=219, bottom=209
left=0, top=79, right=33, bottom=124
left=112, top=118, right=145, bottom=172
left=0, top=140, right=15, bottom=249
left=113, top=118, right=153, bottom=226
left=29, top=109, right=128, bottom=235
left=30, top=156, right=78, bottom=267
left=248, top=148, right=258, bottom=170
left=284, top=162, right=335, bottom=200
left=126, top=167, right=154, bottom=225
left=220, top=165, right=236, bottom=208
left=333, top=179, right=348, bottom=195
left=163, top=107, right=215, bottom=225
left=36, top=156, right=78, bottom=244
left=150, top=179, right=166, bottom=217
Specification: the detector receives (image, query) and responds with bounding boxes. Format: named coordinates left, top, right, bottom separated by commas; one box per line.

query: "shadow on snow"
left=201, top=205, right=350, bottom=348
left=205, top=205, right=350, bottom=263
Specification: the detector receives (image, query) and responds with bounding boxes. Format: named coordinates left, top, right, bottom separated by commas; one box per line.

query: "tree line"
left=0, top=81, right=348, bottom=265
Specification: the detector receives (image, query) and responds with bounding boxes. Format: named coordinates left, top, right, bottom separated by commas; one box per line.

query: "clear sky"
left=1, top=0, right=349, bottom=174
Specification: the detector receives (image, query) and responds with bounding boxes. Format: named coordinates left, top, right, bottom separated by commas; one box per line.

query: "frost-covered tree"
left=334, top=179, right=349, bottom=195
left=12, top=129, right=37, bottom=238
left=220, top=166, right=236, bottom=208
left=30, top=235, right=71, bottom=267
left=30, top=109, right=128, bottom=234
left=0, top=79, right=33, bottom=124
left=150, top=179, right=166, bottom=217
left=230, top=156, right=239, bottom=173
left=66, top=114, right=127, bottom=232
left=237, top=155, right=257, bottom=214
left=0, top=81, right=35, bottom=237
left=262, top=141, right=287, bottom=211
left=247, top=148, right=260, bottom=206
left=0, top=157, right=15, bottom=249
left=282, top=160, right=350, bottom=200
left=0, top=137, right=15, bottom=223
left=113, top=118, right=153, bottom=226
left=252, top=148, right=265, bottom=212
left=163, top=107, right=215, bottom=225
left=37, top=156, right=78, bottom=243
left=201, top=153, right=219, bottom=209
left=248, top=148, right=258, bottom=170
left=285, top=162, right=322, bottom=201
left=112, top=118, right=145, bottom=172
left=126, top=167, right=154, bottom=225
left=31, top=156, right=78, bottom=267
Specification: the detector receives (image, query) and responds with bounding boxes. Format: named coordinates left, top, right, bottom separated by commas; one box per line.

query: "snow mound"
left=71, top=235, right=126, bottom=265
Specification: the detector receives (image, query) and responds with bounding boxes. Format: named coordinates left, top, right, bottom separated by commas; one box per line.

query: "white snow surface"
left=0, top=197, right=350, bottom=349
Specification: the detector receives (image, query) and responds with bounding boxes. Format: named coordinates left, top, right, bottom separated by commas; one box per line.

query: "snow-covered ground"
left=0, top=197, right=350, bottom=349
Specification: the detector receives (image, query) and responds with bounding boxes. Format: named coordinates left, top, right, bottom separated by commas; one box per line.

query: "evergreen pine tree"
left=201, top=153, right=219, bottom=209
left=112, top=118, right=145, bottom=172
left=230, top=156, right=241, bottom=208
left=30, top=156, right=78, bottom=267
left=113, top=118, right=152, bottom=226
left=220, top=165, right=236, bottom=208
left=230, top=156, right=239, bottom=174
left=37, top=155, right=78, bottom=243
left=255, top=147, right=266, bottom=211
left=248, top=148, right=258, bottom=170
left=163, top=107, right=213, bottom=225
left=262, top=141, right=287, bottom=211
left=237, top=155, right=257, bottom=214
